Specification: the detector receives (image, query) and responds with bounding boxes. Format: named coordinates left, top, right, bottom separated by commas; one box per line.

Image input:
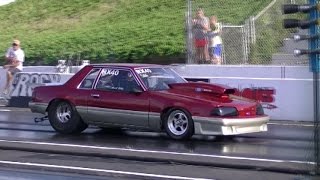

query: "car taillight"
left=256, top=104, right=264, bottom=115
left=211, top=107, right=238, bottom=117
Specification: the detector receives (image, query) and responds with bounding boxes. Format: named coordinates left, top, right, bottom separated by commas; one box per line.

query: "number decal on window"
left=101, top=69, right=120, bottom=76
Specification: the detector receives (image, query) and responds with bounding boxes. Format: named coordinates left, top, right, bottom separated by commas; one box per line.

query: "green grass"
left=0, top=0, right=272, bottom=65
left=192, top=0, right=272, bottom=24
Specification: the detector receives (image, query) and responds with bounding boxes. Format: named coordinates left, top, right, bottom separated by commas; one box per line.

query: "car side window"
left=79, top=68, right=101, bottom=89
left=96, top=68, right=140, bottom=92
left=96, top=68, right=118, bottom=91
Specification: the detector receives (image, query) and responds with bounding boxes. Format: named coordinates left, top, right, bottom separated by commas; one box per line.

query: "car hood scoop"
left=169, top=82, right=235, bottom=95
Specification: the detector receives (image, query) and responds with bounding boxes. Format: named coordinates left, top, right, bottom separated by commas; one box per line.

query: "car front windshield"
left=135, top=67, right=186, bottom=91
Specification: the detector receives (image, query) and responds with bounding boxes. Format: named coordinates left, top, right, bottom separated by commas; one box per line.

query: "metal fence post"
left=186, top=0, right=193, bottom=64
left=250, top=16, right=256, bottom=44
left=241, top=26, right=248, bottom=64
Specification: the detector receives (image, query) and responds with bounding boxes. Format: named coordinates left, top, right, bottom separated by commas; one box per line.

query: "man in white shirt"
left=3, top=39, right=25, bottom=94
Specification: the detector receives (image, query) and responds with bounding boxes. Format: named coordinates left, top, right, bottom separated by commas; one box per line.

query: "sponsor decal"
left=135, top=68, right=152, bottom=78
left=234, top=87, right=275, bottom=103
left=135, top=68, right=152, bottom=74
left=234, top=87, right=277, bottom=109
left=10, top=73, right=61, bottom=97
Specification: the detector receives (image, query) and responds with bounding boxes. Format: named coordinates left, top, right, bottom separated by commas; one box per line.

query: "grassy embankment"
left=0, top=0, right=271, bottom=65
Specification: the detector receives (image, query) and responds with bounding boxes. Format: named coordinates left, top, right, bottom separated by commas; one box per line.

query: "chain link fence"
left=187, top=0, right=318, bottom=174
left=250, top=0, right=309, bottom=65
left=186, top=0, right=309, bottom=65
left=222, top=25, right=249, bottom=64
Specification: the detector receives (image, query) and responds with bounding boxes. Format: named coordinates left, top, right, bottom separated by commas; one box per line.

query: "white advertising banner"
left=209, top=77, right=313, bottom=122
left=10, top=72, right=74, bottom=97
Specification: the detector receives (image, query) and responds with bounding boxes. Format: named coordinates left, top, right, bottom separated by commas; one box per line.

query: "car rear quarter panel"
left=148, top=91, right=214, bottom=118
left=33, top=65, right=94, bottom=105
left=148, top=91, right=261, bottom=119
left=34, top=86, right=72, bottom=104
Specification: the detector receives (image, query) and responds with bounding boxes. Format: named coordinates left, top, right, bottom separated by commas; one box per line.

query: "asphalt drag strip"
left=0, top=139, right=315, bottom=175
left=0, top=159, right=214, bottom=180
left=0, top=149, right=314, bottom=180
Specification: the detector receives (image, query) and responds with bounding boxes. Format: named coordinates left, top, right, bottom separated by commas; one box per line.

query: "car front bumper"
left=29, top=102, right=48, bottom=114
left=192, top=116, right=269, bottom=135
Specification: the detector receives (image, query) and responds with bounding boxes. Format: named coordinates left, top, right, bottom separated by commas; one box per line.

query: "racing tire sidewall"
left=164, top=108, right=194, bottom=140
left=48, top=101, right=88, bottom=134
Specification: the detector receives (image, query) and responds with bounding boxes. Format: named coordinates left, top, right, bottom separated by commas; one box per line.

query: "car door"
left=75, top=68, right=102, bottom=123
left=87, top=68, right=150, bottom=128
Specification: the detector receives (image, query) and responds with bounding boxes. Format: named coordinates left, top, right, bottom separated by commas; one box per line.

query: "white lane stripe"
left=0, top=109, right=11, bottom=112
left=0, top=160, right=214, bottom=180
left=0, top=139, right=315, bottom=165
left=268, top=122, right=314, bottom=127
left=183, top=76, right=313, bottom=81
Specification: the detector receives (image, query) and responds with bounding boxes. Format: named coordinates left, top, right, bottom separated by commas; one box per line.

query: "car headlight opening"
left=211, top=107, right=238, bottom=117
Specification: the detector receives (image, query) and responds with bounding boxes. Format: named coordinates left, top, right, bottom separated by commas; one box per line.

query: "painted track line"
left=0, top=139, right=315, bottom=165
left=0, top=160, right=214, bottom=180
left=268, top=122, right=314, bottom=127
left=182, top=76, right=313, bottom=81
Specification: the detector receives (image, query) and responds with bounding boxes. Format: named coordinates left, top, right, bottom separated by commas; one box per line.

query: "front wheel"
left=164, top=109, right=194, bottom=140
left=48, top=101, right=88, bottom=134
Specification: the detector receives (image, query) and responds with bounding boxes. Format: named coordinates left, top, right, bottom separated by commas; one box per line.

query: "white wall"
left=210, top=77, right=313, bottom=122
left=0, top=65, right=315, bottom=122
left=172, top=65, right=314, bottom=122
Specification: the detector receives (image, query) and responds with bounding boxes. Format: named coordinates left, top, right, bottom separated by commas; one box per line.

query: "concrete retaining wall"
left=171, top=65, right=313, bottom=122
left=0, top=65, right=314, bottom=121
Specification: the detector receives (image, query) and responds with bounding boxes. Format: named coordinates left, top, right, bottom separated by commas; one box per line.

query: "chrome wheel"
left=56, top=102, right=72, bottom=123
left=167, top=110, right=189, bottom=136
left=48, top=101, right=88, bottom=134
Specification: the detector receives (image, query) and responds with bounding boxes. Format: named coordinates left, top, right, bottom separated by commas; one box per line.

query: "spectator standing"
left=2, top=39, right=25, bottom=95
left=193, top=8, right=209, bottom=64
left=207, top=16, right=223, bottom=65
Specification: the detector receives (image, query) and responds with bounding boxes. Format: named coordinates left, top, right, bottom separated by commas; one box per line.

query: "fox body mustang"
left=29, top=64, right=269, bottom=140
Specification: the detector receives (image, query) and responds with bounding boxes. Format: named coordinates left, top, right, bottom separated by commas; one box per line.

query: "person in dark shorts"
left=193, top=8, right=209, bottom=64
left=2, top=39, right=25, bottom=95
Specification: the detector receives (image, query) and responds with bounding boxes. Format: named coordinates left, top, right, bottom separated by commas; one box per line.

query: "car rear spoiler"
left=169, top=82, right=236, bottom=95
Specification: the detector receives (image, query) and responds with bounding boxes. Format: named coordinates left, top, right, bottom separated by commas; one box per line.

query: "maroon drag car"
left=29, top=64, right=269, bottom=140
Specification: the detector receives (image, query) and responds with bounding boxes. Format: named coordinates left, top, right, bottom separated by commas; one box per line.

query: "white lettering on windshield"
left=135, top=68, right=152, bottom=74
